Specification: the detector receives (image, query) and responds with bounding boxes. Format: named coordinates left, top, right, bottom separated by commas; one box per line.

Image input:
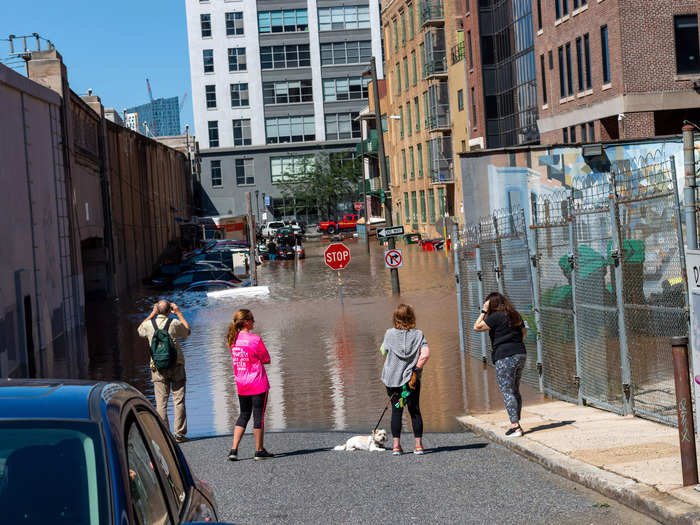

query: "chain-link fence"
left=454, top=158, right=688, bottom=426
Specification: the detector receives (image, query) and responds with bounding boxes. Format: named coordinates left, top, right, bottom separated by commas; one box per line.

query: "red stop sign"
left=323, top=242, right=351, bottom=270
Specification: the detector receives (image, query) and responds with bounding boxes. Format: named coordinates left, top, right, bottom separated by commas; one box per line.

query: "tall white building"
left=185, top=0, right=384, bottom=219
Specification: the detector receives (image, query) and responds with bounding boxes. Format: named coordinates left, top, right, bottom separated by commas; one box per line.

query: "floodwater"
left=87, top=239, right=543, bottom=438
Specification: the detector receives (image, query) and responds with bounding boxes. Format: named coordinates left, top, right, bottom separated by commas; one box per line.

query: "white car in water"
left=262, top=221, right=285, bottom=238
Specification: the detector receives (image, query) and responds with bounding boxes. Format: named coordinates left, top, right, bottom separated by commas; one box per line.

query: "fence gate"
left=615, top=159, right=688, bottom=424
left=495, top=209, right=540, bottom=390
left=533, top=193, right=579, bottom=403
left=456, top=226, right=485, bottom=359
left=571, top=174, right=626, bottom=414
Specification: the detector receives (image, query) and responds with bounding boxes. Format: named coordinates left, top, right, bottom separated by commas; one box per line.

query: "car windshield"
left=0, top=420, right=109, bottom=524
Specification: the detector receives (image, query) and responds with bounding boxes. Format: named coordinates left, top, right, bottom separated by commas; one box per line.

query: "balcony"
left=423, top=56, right=448, bottom=79
left=428, top=136, right=454, bottom=184
left=420, top=0, right=445, bottom=27
left=451, top=41, right=465, bottom=65
left=427, top=81, right=450, bottom=131
left=355, top=129, right=378, bottom=156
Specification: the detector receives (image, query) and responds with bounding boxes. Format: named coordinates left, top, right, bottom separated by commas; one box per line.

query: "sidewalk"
left=458, top=401, right=700, bottom=525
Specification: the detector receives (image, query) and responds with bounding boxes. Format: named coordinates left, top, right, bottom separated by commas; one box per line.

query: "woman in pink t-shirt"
left=226, top=309, right=273, bottom=461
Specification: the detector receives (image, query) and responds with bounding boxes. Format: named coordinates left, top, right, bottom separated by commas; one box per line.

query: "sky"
left=2, top=0, right=195, bottom=132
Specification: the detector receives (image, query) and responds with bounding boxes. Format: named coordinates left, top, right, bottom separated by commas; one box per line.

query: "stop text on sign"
left=323, top=242, right=351, bottom=270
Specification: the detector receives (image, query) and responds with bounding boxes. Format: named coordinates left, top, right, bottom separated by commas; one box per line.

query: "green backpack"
left=150, top=318, right=177, bottom=370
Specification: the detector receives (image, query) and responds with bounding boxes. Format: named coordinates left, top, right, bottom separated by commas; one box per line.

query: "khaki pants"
left=152, top=364, right=187, bottom=438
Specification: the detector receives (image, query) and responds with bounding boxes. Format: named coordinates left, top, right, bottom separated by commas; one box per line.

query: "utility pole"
left=360, top=124, right=370, bottom=254
left=370, top=56, right=400, bottom=295
left=245, top=192, right=258, bottom=286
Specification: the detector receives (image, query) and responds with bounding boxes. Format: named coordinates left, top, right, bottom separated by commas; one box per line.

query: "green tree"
left=280, top=152, right=360, bottom=220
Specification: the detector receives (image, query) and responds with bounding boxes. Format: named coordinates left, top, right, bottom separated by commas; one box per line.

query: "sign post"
left=324, top=243, right=351, bottom=306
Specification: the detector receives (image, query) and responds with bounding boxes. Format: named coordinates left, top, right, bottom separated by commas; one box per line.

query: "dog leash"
left=372, top=396, right=394, bottom=435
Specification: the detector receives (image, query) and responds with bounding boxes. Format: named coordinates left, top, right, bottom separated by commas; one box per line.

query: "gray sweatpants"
left=495, top=354, right=526, bottom=424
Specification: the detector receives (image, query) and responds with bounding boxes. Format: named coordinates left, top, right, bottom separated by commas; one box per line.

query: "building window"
left=457, top=89, right=464, bottom=111
left=558, top=46, right=565, bottom=99
left=235, top=158, right=254, bottom=185
left=211, top=160, right=222, bottom=186
left=409, top=3, right=415, bottom=39
left=263, top=80, right=313, bottom=104
left=393, top=19, right=399, bottom=52
left=601, top=25, right=610, bottom=83
left=414, top=96, right=420, bottom=131
left=540, top=54, right=547, bottom=105
left=232, top=119, right=251, bottom=146
left=555, top=0, right=561, bottom=19
left=437, top=187, right=445, bottom=217
left=675, top=15, right=700, bottom=75
left=318, top=6, right=370, bottom=31
left=225, top=12, right=244, bottom=36
left=401, top=149, right=407, bottom=181
left=420, top=190, right=426, bottom=222
left=260, top=44, right=310, bottom=69
left=588, top=121, right=595, bottom=140
left=536, top=0, right=542, bottom=30
left=381, top=114, right=388, bottom=133
left=258, top=9, right=308, bottom=33
left=417, top=143, right=424, bottom=178
left=563, top=127, right=568, bottom=143
left=228, top=48, right=247, bottom=71
left=411, top=191, right=418, bottom=223
left=325, top=112, right=361, bottom=140
left=406, top=101, right=413, bottom=135
left=201, top=14, right=211, bottom=38
left=205, top=85, right=216, bottom=108
left=420, top=42, right=425, bottom=75
left=320, top=41, right=372, bottom=65
left=565, top=42, right=573, bottom=96
left=399, top=106, right=404, bottom=137
left=203, top=49, right=214, bottom=73
left=266, top=115, right=315, bottom=143
left=230, top=83, right=249, bottom=107
left=270, top=155, right=314, bottom=184
left=570, top=125, right=576, bottom=142
left=580, top=123, right=587, bottom=142
left=467, top=31, right=474, bottom=69
left=400, top=10, right=406, bottom=45
left=409, top=146, right=415, bottom=178
left=208, top=121, right=219, bottom=147
left=583, top=34, right=592, bottom=89
left=322, top=77, right=369, bottom=101
left=428, top=188, right=435, bottom=223
left=411, top=51, right=418, bottom=85
left=470, top=87, right=477, bottom=128
left=562, top=0, right=568, bottom=16
left=404, top=192, right=410, bottom=223
left=575, top=37, right=583, bottom=92
left=403, top=57, right=409, bottom=90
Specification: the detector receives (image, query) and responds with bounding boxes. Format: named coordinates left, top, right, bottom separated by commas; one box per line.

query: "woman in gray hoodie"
left=380, top=304, right=430, bottom=455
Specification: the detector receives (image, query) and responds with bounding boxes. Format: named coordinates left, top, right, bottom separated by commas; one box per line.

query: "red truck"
left=317, top=214, right=359, bottom=234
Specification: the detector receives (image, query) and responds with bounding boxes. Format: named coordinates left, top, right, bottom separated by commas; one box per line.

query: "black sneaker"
left=175, top=435, right=189, bottom=444
left=505, top=426, right=523, bottom=437
left=228, top=448, right=238, bottom=461
left=254, top=448, right=274, bottom=460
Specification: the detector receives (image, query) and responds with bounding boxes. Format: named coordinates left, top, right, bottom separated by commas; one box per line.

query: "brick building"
left=379, top=0, right=467, bottom=236
left=535, top=0, right=700, bottom=143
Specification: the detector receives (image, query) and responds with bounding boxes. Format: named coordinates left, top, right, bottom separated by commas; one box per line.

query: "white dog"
left=333, top=429, right=388, bottom=451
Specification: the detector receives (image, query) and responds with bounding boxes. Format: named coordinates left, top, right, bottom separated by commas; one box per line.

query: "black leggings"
left=235, top=392, right=268, bottom=430
left=386, top=381, right=423, bottom=438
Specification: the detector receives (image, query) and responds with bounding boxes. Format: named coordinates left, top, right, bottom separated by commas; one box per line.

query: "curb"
left=458, top=415, right=700, bottom=525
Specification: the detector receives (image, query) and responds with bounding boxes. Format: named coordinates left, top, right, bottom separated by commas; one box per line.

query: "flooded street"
left=87, top=239, right=543, bottom=438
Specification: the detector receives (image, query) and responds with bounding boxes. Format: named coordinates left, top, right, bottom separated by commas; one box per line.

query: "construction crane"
left=146, top=77, right=158, bottom=136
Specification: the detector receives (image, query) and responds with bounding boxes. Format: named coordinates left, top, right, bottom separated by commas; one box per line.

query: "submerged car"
left=0, top=379, right=228, bottom=524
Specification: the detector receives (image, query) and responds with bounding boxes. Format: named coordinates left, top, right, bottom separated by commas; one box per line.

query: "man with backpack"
left=137, top=300, right=191, bottom=442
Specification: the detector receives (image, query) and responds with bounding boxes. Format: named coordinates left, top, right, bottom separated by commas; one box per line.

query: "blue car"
left=0, top=379, right=229, bottom=524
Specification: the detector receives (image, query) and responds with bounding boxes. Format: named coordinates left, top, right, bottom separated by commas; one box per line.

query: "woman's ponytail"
left=226, top=309, right=253, bottom=348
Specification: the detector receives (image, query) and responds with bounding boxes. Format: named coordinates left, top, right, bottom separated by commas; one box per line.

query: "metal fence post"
left=453, top=226, right=466, bottom=354
left=568, top=195, right=583, bottom=405
left=608, top=177, right=633, bottom=415
left=527, top=223, right=545, bottom=392
left=683, top=125, right=697, bottom=251
left=475, top=242, right=488, bottom=362
left=493, top=215, right=505, bottom=295
left=671, top=156, right=689, bottom=295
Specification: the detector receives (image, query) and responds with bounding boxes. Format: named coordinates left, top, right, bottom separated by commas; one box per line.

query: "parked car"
left=172, top=269, right=240, bottom=289
left=150, top=261, right=232, bottom=288
left=262, top=221, right=285, bottom=238
left=317, top=214, right=359, bottom=234
left=185, top=280, right=241, bottom=292
left=0, top=379, right=230, bottom=524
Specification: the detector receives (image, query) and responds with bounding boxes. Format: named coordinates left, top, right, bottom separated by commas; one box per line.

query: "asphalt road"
left=181, top=431, right=659, bottom=524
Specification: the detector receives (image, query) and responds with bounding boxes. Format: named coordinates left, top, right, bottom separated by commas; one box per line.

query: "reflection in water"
left=87, top=239, right=543, bottom=437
